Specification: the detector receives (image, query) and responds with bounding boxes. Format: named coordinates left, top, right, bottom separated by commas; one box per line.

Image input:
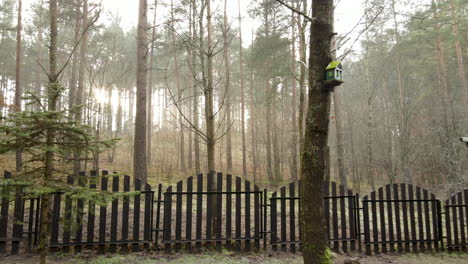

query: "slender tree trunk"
left=134, top=0, right=148, bottom=184
left=264, top=6, right=273, bottom=182
left=68, top=0, right=80, bottom=115
left=297, top=0, right=307, bottom=180
left=73, top=0, right=88, bottom=176
left=40, top=0, right=59, bottom=262
left=205, top=0, right=215, bottom=173
left=14, top=0, right=22, bottom=172
left=147, top=0, right=157, bottom=166
left=290, top=6, right=298, bottom=181
left=224, top=0, right=233, bottom=172
left=191, top=0, right=200, bottom=174
left=237, top=0, right=247, bottom=177
left=301, top=0, right=335, bottom=262
left=250, top=30, right=257, bottom=183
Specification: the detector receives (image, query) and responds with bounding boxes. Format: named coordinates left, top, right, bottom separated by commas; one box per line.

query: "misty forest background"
left=0, top=0, right=466, bottom=197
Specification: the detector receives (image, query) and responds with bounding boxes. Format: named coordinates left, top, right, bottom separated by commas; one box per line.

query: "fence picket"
left=254, top=185, right=260, bottom=250
left=185, top=176, right=193, bottom=251
left=401, top=184, right=410, bottom=252
left=338, top=185, right=346, bottom=252
left=164, top=185, right=172, bottom=252
left=271, top=191, right=277, bottom=252
left=332, top=182, right=339, bottom=252
left=99, top=174, right=108, bottom=254
left=371, top=191, right=378, bottom=254
left=235, top=176, right=241, bottom=250
left=133, top=179, right=141, bottom=251
left=121, top=175, right=130, bottom=252
left=423, top=190, right=431, bottom=249
left=110, top=174, right=119, bottom=253
left=75, top=171, right=86, bottom=253
left=216, top=173, right=223, bottom=251
left=196, top=174, right=203, bottom=249
left=144, top=183, right=152, bottom=250
left=87, top=171, right=98, bottom=249
left=226, top=174, right=232, bottom=249
left=416, top=186, right=425, bottom=250
left=290, top=183, right=296, bottom=253
left=378, top=187, right=386, bottom=253
left=385, top=185, right=394, bottom=252
left=393, top=184, right=402, bottom=252
left=457, top=192, right=465, bottom=250
left=175, top=180, right=182, bottom=251
left=280, top=186, right=286, bottom=251
left=408, top=185, right=417, bottom=252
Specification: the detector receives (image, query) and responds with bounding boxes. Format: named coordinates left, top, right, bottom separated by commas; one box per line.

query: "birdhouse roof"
left=326, top=61, right=342, bottom=70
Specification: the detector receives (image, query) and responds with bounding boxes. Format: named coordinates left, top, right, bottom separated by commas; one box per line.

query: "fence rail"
left=1, top=170, right=468, bottom=255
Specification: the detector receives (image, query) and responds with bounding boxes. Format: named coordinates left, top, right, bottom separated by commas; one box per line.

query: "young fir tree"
left=0, top=1, right=116, bottom=263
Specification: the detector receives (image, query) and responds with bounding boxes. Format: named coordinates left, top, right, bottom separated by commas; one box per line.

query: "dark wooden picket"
left=445, top=189, right=468, bottom=250
left=362, top=183, right=442, bottom=255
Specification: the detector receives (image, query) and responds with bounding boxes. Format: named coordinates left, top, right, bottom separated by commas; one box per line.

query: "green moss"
left=319, top=248, right=333, bottom=264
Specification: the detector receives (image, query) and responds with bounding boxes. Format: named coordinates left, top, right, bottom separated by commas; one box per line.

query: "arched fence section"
left=1, top=170, right=468, bottom=255
left=362, top=184, right=442, bottom=254
left=161, top=173, right=264, bottom=252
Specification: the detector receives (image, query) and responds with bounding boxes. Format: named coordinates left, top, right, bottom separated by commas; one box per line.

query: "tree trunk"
left=250, top=29, right=257, bottom=183
left=134, top=0, right=148, bottom=184
left=39, top=0, right=59, bottom=262
left=237, top=0, right=247, bottom=177
left=290, top=5, right=298, bottom=181
left=224, top=0, right=233, bottom=172
left=191, top=0, right=200, bottom=174
left=205, top=0, right=215, bottom=173
left=73, top=0, right=88, bottom=177
left=297, top=0, right=307, bottom=180
left=264, top=7, right=273, bottom=182
left=301, top=0, right=334, bottom=263
left=14, top=0, right=22, bottom=172
left=68, top=0, right=80, bottom=116
left=147, top=0, right=157, bottom=166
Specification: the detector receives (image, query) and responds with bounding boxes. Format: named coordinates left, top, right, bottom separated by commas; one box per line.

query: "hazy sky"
left=22, top=0, right=366, bottom=56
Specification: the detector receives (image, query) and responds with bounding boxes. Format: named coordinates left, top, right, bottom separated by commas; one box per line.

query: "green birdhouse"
left=325, top=61, right=343, bottom=81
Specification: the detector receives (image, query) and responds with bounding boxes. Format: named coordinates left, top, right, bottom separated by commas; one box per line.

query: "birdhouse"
left=325, top=61, right=343, bottom=81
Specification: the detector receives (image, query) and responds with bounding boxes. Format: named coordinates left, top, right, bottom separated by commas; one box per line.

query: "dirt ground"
left=1, top=251, right=468, bottom=264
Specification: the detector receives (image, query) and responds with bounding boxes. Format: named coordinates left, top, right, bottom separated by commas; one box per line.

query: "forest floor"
left=1, top=251, right=468, bottom=264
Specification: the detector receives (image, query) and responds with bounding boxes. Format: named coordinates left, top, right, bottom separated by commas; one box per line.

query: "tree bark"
left=237, top=0, right=247, bottom=177
left=297, top=0, right=307, bottom=180
left=290, top=4, right=298, bottom=181
left=14, top=0, right=22, bottom=172
left=191, top=0, right=201, bottom=174
left=224, top=0, right=233, bottom=172
left=147, top=0, right=157, bottom=166
left=300, top=0, right=334, bottom=263
left=205, top=0, right=215, bottom=173
left=264, top=5, right=273, bottom=182
left=73, top=0, right=88, bottom=176
left=134, top=0, right=148, bottom=184
left=39, top=0, right=59, bottom=262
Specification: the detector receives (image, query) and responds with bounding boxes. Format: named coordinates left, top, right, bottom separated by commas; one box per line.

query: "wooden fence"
left=1, top=170, right=468, bottom=255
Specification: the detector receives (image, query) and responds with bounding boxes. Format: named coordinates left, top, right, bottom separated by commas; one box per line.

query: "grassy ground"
left=1, top=251, right=468, bottom=264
